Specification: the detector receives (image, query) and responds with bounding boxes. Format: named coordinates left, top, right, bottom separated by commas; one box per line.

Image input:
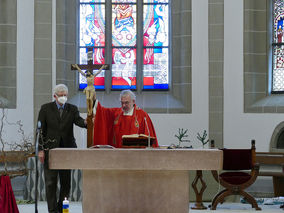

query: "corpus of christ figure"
left=72, top=64, right=108, bottom=116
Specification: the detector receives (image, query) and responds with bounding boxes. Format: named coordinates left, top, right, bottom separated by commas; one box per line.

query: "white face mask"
left=57, top=96, right=67, bottom=105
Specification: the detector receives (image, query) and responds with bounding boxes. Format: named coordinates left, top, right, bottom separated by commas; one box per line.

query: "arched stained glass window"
left=272, top=0, right=284, bottom=92
left=79, top=0, right=169, bottom=91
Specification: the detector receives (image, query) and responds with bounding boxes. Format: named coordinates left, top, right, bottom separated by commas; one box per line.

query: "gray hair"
left=120, top=90, right=136, bottom=101
left=53, top=84, right=68, bottom=95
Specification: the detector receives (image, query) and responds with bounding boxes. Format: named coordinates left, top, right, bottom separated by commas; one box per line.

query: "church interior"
left=1, top=0, right=284, bottom=212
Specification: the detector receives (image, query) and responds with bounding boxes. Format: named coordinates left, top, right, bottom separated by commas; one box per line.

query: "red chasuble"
left=93, top=102, right=158, bottom=148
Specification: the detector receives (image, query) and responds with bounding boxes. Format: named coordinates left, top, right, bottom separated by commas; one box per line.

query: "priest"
left=93, top=90, right=158, bottom=148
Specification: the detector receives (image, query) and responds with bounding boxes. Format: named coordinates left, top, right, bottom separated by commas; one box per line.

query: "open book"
left=89, top=145, right=115, bottom=149
left=122, top=134, right=155, bottom=139
left=122, top=134, right=155, bottom=147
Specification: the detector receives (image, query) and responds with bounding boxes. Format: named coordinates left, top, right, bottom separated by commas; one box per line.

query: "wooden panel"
left=256, top=152, right=284, bottom=165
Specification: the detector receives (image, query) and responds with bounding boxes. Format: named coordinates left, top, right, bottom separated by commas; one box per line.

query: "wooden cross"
left=71, top=47, right=109, bottom=148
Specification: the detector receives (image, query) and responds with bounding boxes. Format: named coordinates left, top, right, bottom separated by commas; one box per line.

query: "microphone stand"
left=144, top=117, right=151, bottom=148
left=34, top=122, right=41, bottom=213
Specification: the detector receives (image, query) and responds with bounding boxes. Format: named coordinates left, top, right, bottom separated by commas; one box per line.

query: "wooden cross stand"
left=71, top=48, right=109, bottom=148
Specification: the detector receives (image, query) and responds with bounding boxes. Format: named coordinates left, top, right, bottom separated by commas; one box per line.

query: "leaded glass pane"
left=81, top=0, right=105, bottom=3
left=144, top=0, right=169, bottom=4
left=112, top=4, right=137, bottom=47
left=143, top=1, right=169, bottom=90
left=112, top=48, right=137, bottom=89
left=80, top=4, right=105, bottom=47
left=273, top=45, right=284, bottom=92
left=143, top=48, right=169, bottom=89
left=273, top=0, right=284, bottom=43
left=79, top=48, right=105, bottom=90
left=112, top=0, right=136, bottom=3
left=143, top=4, right=169, bottom=46
left=272, top=0, right=284, bottom=92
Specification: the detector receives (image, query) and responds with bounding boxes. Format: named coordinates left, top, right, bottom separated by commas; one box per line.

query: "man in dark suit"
left=37, top=84, right=86, bottom=213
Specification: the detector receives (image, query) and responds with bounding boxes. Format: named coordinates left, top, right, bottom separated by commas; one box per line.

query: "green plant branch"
left=175, top=128, right=191, bottom=147
left=197, top=130, right=209, bottom=147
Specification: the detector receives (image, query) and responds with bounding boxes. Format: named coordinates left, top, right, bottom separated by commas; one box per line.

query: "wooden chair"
left=210, top=140, right=261, bottom=210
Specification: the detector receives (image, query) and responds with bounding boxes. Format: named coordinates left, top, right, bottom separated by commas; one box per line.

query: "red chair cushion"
left=220, top=172, right=252, bottom=185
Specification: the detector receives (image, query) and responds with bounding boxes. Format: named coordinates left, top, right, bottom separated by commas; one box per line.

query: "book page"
left=89, top=145, right=115, bottom=149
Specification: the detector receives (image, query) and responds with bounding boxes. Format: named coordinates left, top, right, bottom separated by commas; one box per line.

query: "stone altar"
left=49, top=148, right=223, bottom=213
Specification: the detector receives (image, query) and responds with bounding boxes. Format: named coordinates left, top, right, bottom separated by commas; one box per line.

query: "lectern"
left=49, top=148, right=223, bottom=213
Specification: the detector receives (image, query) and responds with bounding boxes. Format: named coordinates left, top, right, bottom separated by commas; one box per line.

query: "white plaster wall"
left=150, top=0, right=209, bottom=148
left=1, top=0, right=34, bottom=149
left=223, top=0, right=284, bottom=151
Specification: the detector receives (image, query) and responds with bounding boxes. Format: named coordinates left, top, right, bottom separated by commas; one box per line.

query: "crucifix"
left=71, top=47, right=109, bottom=148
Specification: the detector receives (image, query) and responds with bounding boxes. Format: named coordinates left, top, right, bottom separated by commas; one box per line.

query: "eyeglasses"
left=121, top=101, right=130, bottom=105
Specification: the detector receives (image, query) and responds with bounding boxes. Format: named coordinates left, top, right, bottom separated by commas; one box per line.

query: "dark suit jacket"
left=38, top=101, right=86, bottom=152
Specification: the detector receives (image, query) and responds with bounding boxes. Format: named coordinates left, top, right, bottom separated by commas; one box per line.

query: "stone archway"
left=270, top=121, right=284, bottom=152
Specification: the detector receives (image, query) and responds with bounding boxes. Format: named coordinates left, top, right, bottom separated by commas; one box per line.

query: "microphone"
left=36, top=121, right=41, bottom=132
left=144, top=117, right=151, bottom=148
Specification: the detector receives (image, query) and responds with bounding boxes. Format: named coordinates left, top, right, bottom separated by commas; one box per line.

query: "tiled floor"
left=17, top=202, right=284, bottom=213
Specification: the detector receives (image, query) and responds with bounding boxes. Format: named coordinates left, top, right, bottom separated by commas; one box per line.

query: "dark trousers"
left=44, top=164, right=71, bottom=213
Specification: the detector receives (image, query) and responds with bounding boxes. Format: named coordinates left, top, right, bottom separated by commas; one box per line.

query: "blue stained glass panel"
left=112, top=0, right=136, bottom=3
left=272, top=0, right=284, bottom=92
left=81, top=0, right=105, bottom=2
left=112, top=48, right=137, bottom=89
left=80, top=4, right=105, bottom=47
left=274, top=0, right=284, bottom=43
left=112, top=4, right=137, bottom=47
left=143, top=1, right=169, bottom=90
left=273, top=45, right=284, bottom=92
left=143, top=48, right=168, bottom=89
left=143, top=4, right=169, bottom=46
left=144, top=0, right=168, bottom=3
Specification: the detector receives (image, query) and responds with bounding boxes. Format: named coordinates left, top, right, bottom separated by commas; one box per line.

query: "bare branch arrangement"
left=197, top=130, right=209, bottom=148
left=174, top=128, right=192, bottom=148
left=0, top=101, right=35, bottom=177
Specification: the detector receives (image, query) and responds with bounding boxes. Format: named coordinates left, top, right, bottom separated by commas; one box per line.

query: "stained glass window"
left=272, top=0, right=284, bottom=92
left=79, top=0, right=170, bottom=91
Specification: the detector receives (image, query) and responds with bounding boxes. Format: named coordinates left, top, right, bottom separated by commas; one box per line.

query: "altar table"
left=49, top=148, right=223, bottom=213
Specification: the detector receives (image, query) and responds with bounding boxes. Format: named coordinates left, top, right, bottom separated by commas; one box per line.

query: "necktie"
left=59, top=107, right=63, bottom=117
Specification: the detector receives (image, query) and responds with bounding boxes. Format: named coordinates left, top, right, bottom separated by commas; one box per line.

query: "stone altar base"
left=49, top=148, right=223, bottom=213
left=83, top=170, right=189, bottom=213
